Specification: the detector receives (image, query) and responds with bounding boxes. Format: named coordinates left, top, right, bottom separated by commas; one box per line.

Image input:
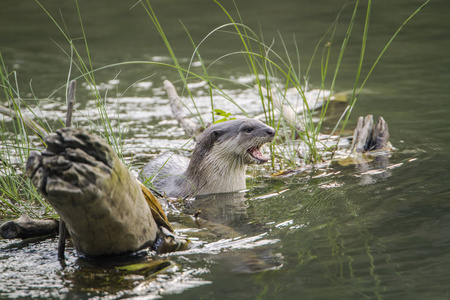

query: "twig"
left=65, top=80, right=76, bottom=128
left=58, top=80, right=76, bottom=262
left=0, top=105, right=48, bottom=138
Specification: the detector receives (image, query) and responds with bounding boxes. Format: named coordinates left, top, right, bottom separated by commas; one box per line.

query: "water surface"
left=1, top=0, right=450, bottom=299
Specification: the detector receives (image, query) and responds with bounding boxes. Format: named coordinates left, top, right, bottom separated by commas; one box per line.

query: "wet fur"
left=142, top=119, right=274, bottom=198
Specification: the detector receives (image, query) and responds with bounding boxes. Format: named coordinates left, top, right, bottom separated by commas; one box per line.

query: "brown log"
left=26, top=128, right=159, bottom=257
left=0, top=214, right=59, bottom=239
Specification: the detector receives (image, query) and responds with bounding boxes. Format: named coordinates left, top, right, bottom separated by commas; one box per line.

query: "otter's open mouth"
left=247, top=145, right=269, bottom=163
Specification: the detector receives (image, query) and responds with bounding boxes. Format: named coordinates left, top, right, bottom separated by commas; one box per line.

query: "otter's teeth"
left=249, top=146, right=269, bottom=163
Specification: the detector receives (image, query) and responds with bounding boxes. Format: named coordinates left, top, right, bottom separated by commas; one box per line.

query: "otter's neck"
left=184, top=147, right=246, bottom=196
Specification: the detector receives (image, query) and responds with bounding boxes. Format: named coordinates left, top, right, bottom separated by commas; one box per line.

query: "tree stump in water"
left=336, top=115, right=393, bottom=169
left=25, top=128, right=159, bottom=257
left=351, top=115, right=390, bottom=153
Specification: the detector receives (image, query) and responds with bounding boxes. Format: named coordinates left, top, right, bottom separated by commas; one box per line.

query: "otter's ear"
left=209, top=129, right=225, bottom=143
left=205, top=129, right=224, bottom=151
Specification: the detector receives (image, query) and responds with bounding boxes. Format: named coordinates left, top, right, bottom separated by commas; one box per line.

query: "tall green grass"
left=141, top=0, right=430, bottom=168
left=0, top=0, right=131, bottom=217
left=0, top=55, right=53, bottom=218
left=35, top=0, right=128, bottom=160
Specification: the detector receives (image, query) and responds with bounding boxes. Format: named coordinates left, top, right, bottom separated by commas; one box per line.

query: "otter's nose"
left=265, top=127, right=275, bottom=137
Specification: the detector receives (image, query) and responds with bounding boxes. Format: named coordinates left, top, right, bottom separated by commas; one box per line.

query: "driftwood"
left=0, top=214, right=59, bottom=239
left=25, top=128, right=160, bottom=257
left=336, top=115, right=392, bottom=176
left=0, top=105, right=47, bottom=139
left=163, top=80, right=205, bottom=138
left=351, top=115, right=390, bottom=153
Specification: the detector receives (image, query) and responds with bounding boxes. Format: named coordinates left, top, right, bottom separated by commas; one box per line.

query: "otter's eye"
left=243, top=127, right=254, bottom=133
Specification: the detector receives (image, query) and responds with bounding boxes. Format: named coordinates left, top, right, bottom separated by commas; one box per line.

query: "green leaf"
left=212, top=109, right=232, bottom=118
left=116, top=260, right=172, bottom=273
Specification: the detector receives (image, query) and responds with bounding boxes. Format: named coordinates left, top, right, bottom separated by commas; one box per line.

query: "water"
left=1, top=0, right=450, bottom=299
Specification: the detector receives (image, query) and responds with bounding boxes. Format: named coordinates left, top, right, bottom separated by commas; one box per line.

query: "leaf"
left=213, top=118, right=227, bottom=124
left=212, top=109, right=231, bottom=117
left=212, top=109, right=236, bottom=124
left=116, top=260, right=172, bottom=275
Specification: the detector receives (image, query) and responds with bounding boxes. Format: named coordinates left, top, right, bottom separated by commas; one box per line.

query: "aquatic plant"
left=0, top=55, right=53, bottom=217
left=141, top=0, right=430, bottom=168
left=0, top=1, right=130, bottom=216
left=35, top=0, right=128, bottom=161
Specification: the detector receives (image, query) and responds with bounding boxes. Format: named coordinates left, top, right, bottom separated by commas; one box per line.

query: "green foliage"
left=35, top=0, right=128, bottom=160
left=212, top=109, right=236, bottom=124
left=0, top=55, right=53, bottom=218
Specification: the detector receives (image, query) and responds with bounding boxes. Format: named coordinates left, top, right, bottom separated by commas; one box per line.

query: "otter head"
left=193, top=119, right=275, bottom=165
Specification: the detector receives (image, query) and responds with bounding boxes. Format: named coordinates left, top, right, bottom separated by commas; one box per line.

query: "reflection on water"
left=0, top=237, right=73, bottom=298
left=0, top=192, right=282, bottom=299
left=1, top=149, right=450, bottom=299
left=1, top=0, right=450, bottom=299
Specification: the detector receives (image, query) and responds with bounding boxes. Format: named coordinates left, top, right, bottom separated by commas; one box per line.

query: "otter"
left=141, top=119, right=275, bottom=198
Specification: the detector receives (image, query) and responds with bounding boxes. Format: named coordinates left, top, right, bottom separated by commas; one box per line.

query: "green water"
left=1, top=0, right=450, bottom=299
